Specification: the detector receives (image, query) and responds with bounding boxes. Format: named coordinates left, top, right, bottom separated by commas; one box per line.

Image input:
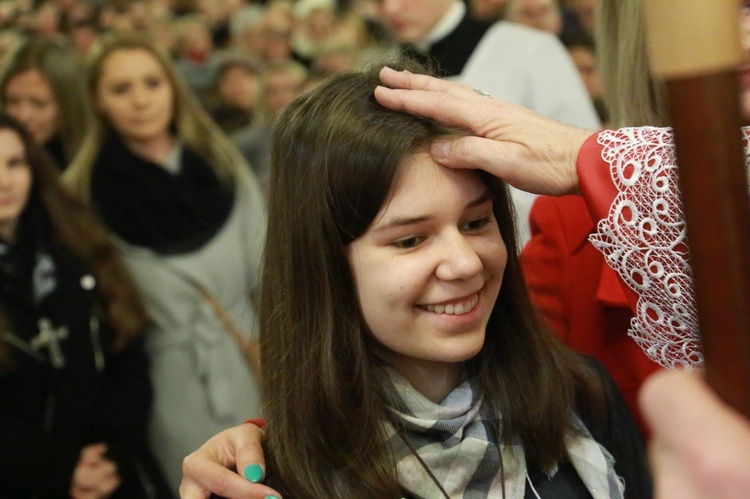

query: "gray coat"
left=117, top=177, right=267, bottom=491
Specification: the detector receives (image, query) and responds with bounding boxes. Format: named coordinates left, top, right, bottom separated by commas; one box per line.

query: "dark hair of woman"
left=260, top=64, right=604, bottom=497
left=0, top=113, right=147, bottom=371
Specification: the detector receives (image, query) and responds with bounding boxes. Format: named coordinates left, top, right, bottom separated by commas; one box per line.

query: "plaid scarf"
left=379, top=367, right=624, bottom=499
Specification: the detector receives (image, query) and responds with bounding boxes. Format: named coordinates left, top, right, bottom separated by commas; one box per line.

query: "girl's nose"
left=132, top=86, right=149, bottom=106
left=435, top=233, right=483, bottom=281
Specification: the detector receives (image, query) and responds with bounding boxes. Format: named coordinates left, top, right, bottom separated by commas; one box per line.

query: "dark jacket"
left=0, top=204, right=171, bottom=498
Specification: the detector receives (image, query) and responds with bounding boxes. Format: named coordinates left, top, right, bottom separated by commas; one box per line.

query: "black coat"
left=0, top=204, right=171, bottom=498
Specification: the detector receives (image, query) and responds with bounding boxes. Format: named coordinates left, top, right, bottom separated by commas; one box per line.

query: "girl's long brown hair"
left=261, top=65, right=602, bottom=497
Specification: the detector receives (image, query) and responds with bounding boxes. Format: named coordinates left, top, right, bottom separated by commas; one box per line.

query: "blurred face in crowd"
left=3, top=69, right=59, bottom=145
left=470, top=0, right=508, bottom=21
left=95, top=48, right=174, bottom=146
left=219, top=65, right=260, bottom=112
left=98, top=0, right=151, bottom=31
left=70, top=23, right=100, bottom=56
left=179, top=21, right=213, bottom=62
left=235, top=24, right=264, bottom=58
left=261, top=24, right=292, bottom=61
left=376, top=0, right=453, bottom=45
left=264, top=67, right=304, bottom=117
left=0, top=127, right=32, bottom=243
left=299, top=7, right=335, bottom=42
left=566, top=0, right=596, bottom=32
left=35, top=2, right=60, bottom=35
left=568, top=45, right=602, bottom=100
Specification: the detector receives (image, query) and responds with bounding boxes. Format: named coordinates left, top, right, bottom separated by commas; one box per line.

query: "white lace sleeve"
left=588, top=126, right=750, bottom=369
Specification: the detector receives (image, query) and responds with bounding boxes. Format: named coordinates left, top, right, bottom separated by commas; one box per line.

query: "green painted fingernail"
left=243, top=464, right=264, bottom=483
left=264, top=496, right=280, bottom=499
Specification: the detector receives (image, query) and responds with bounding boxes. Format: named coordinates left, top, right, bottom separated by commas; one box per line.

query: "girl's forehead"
left=103, top=47, right=160, bottom=68
left=393, top=152, right=485, bottom=193
left=375, top=153, right=488, bottom=218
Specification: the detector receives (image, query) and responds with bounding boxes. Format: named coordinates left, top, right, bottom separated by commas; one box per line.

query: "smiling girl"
left=249, top=66, right=651, bottom=498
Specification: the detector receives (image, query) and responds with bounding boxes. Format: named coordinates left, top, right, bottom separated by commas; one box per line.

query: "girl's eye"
left=390, top=235, right=424, bottom=249
left=31, top=98, right=50, bottom=109
left=462, top=216, right=492, bottom=231
left=111, top=83, right=129, bottom=95
left=145, top=76, right=162, bottom=89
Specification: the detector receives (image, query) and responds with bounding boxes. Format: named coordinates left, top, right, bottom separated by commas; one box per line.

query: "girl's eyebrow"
left=467, top=192, right=492, bottom=209
left=372, top=214, right=429, bottom=232
left=372, top=191, right=492, bottom=233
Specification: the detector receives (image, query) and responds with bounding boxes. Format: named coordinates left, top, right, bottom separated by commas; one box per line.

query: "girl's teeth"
left=425, top=295, right=477, bottom=315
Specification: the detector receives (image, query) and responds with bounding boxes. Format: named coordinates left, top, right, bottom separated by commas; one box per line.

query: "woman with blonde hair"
left=66, top=31, right=267, bottom=492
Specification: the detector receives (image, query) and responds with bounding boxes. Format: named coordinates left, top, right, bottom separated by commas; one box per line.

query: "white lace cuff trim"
left=588, top=126, right=750, bottom=369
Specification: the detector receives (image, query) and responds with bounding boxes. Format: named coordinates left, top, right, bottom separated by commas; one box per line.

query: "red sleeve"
left=575, top=131, right=640, bottom=314
left=577, top=131, right=620, bottom=224
left=522, top=196, right=574, bottom=341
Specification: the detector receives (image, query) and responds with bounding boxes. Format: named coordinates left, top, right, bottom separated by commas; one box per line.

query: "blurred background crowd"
left=0, top=0, right=607, bottom=184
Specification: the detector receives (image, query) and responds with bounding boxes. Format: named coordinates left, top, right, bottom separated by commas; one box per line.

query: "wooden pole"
left=643, top=0, right=750, bottom=416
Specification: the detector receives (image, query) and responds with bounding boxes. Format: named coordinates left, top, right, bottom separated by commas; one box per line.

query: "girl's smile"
left=418, top=291, right=480, bottom=315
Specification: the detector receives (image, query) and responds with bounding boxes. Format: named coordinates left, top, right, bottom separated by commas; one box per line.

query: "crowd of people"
left=0, top=0, right=748, bottom=498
